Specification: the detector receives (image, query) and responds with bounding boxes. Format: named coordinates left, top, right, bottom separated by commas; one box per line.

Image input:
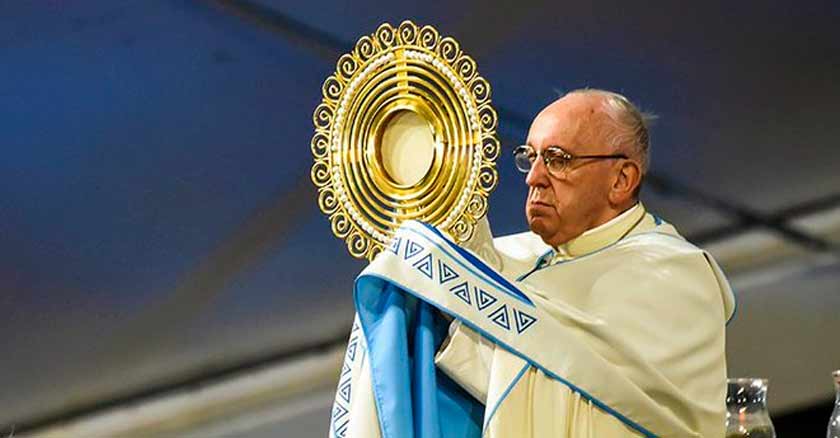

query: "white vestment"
left=329, top=204, right=736, bottom=438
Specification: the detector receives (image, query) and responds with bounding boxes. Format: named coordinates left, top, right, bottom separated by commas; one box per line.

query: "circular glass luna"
left=377, top=110, right=436, bottom=187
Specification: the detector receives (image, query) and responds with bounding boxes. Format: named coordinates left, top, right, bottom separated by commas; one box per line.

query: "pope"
left=328, top=89, right=735, bottom=438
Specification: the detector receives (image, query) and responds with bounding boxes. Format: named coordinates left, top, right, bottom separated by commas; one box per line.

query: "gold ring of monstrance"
left=311, top=20, right=500, bottom=260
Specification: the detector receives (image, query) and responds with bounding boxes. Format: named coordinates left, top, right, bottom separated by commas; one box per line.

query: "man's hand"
left=459, top=217, right=503, bottom=272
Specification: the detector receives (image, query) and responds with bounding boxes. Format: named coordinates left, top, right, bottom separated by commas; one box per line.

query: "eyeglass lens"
left=514, top=146, right=567, bottom=174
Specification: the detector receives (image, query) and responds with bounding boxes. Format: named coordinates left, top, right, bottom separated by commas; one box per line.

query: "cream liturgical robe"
left=329, top=204, right=736, bottom=438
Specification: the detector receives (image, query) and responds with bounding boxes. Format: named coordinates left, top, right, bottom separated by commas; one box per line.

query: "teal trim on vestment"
left=410, top=223, right=534, bottom=306
left=416, top=221, right=534, bottom=307
left=726, top=291, right=738, bottom=326
left=482, top=363, right=530, bottom=433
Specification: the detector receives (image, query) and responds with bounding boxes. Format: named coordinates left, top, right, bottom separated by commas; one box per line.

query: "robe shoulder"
left=491, top=225, right=702, bottom=264
left=492, top=228, right=736, bottom=324
left=492, top=231, right=550, bottom=263
left=612, top=230, right=736, bottom=325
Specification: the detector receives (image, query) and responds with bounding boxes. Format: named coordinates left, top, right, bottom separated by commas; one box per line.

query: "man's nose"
left=526, top=157, right=549, bottom=188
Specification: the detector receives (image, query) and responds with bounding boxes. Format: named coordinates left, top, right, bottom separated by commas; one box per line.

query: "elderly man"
left=329, top=89, right=735, bottom=438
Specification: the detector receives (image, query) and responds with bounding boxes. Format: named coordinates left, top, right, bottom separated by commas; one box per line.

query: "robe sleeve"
left=582, top=250, right=728, bottom=436
left=432, top=216, right=501, bottom=404
left=436, top=246, right=729, bottom=437
left=434, top=320, right=495, bottom=403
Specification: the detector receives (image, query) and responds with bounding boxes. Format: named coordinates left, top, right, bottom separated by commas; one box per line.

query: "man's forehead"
left=527, top=95, right=607, bottom=150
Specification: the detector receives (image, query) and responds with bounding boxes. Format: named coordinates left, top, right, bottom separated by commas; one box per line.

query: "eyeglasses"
left=513, top=145, right=628, bottom=178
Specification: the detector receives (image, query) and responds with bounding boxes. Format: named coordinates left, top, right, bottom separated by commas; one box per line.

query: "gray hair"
left=565, top=88, right=655, bottom=176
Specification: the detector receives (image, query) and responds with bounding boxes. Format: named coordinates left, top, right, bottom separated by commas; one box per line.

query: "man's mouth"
left=528, top=188, right=554, bottom=209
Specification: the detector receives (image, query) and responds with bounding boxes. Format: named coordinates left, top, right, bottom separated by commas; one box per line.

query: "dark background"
left=2, top=1, right=839, bottom=435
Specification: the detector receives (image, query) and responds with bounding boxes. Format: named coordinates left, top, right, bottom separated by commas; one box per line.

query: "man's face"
left=524, top=94, right=620, bottom=247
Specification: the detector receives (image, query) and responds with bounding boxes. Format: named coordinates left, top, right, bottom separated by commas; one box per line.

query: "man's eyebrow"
left=522, top=143, right=565, bottom=152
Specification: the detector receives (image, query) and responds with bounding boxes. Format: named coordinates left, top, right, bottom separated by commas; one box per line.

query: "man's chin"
left=527, top=216, right=553, bottom=239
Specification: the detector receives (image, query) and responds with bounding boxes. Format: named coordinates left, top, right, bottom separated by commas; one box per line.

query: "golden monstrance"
left=311, top=20, right=500, bottom=260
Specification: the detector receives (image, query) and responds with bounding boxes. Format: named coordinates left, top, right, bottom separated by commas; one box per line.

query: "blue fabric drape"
left=355, top=278, right=484, bottom=438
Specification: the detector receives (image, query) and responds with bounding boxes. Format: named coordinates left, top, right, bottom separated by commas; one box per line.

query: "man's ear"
left=609, top=161, right=641, bottom=204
